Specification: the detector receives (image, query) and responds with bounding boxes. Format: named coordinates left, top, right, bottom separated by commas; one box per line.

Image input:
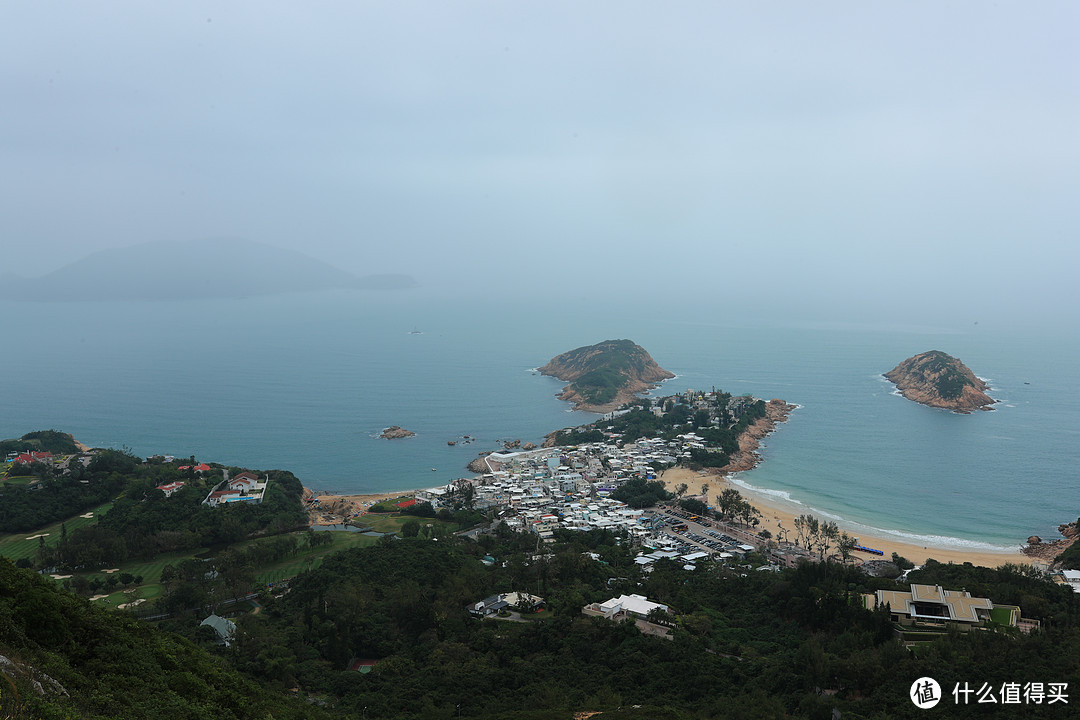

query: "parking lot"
left=652, top=508, right=760, bottom=557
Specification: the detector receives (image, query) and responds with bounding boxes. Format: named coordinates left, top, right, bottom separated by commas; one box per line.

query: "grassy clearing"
left=0, top=501, right=115, bottom=561
left=358, top=512, right=460, bottom=536
left=255, top=531, right=378, bottom=586
left=358, top=513, right=411, bottom=533
left=990, top=606, right=1014, bottom=625
left=6, top=504, right=386, bottom=613
left=1, top=474, right=40, bottom=488
left=44, top=528, right=380, bottom=609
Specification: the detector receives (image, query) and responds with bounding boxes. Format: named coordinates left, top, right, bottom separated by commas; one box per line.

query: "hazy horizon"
left=3, top=2, right=1077, bottom=325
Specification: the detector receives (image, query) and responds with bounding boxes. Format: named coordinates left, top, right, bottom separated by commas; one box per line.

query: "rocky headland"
left=539, top=339, right=675, bottom=413
left=379, top=426, right=415, bottom=439
left=884, top=350, right=995, bottom=413
left=1022, top=521, right=1080, bottom=566
left=718, top=399, right=798, bottom=474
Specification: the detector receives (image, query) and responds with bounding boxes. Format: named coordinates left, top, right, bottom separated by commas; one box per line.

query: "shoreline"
left=301, top=399, right=1033, bottom=568
left=657, top=467, right=1029, bottom=569
left=719, top=399, right=797, bottom=473
left=305, top=468, right=1031, bottom=568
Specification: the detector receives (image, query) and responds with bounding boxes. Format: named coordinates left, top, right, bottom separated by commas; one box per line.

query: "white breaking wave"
left=729, top=475, right=804, bottom=505
left=728, top=476, right=1017, bottom=553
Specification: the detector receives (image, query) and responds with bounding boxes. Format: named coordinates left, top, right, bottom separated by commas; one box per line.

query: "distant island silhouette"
left=0, top=238, right=417, bottom=301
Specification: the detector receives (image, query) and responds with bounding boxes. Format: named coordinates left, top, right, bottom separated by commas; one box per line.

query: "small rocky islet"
left=538, top=338, right=675, bottom=412
left=884, top=350, right=995, bottom=413
left=379, top=425, right=415, bottom=439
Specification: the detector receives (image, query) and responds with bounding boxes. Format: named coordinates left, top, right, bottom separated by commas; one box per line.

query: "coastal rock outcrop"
left=539, top=339, right=675, bottom=413
left=719, top=399, right=798, bottom=474
left=380, top=426, right=415, bottom=439
left=467, top=452, right=493, bottom=473
left=884, top=351, right=995, bottom=413
left=1022, top=521, right=1079, bottom=565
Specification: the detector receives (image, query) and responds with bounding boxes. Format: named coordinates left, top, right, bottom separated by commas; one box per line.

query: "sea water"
left=2, top=290, right=1077, bottom=550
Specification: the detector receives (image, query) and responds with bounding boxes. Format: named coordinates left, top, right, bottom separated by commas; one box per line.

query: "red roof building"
left=13, top=451, right=53, bottom=465
left=155, top=481, right=185, bottom=497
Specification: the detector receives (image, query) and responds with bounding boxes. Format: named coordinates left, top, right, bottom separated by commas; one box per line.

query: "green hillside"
left=0, top=559, right=330, bottom=719
left=0, top=430, right=81, bottom=457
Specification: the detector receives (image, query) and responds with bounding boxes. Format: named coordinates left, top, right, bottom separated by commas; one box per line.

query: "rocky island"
left=379, top=426, right=415, bottom=439
left=538, top=339, right=675, bottom=412
left=884, top=350, right=995, bottom=413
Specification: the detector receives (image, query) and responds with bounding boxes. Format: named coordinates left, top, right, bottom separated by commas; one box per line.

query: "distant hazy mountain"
left=0, top=239, right=417, bottom=301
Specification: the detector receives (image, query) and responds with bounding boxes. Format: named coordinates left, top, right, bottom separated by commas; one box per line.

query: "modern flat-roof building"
left=469, top=591, right=545, bottom=617
left=864, top=583, right=1033, bottom=630
left=584, top=593, right=668, bottom=620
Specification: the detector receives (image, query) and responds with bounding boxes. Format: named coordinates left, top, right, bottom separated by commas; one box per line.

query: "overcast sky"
left=3, top=2, right=1077, bottom=322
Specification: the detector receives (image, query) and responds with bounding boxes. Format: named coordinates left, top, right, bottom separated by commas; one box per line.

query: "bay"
left=2, top=290, right=1076, bottom=550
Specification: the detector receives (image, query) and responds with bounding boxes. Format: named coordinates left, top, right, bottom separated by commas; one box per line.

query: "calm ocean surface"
left=3, top=290, right=1077, bottom=551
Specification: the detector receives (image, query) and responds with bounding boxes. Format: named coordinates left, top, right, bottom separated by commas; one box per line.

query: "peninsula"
left=538, top=339, right=674, bottom=412
left=884, top=350, right=995, bottom=413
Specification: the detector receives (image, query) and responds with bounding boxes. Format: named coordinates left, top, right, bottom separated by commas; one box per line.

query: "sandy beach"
left=299, top=400, right=1031, bottom=570
left=657, top=467, right=1030, bottom=569
left=305, top=468, right=1030, bottom=568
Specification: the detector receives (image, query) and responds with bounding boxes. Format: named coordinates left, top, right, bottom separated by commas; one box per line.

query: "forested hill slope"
left=0, top=559, right=329, bottom=719
left=0, top=429, right=82, bottom=457
left=539, top=339, right=674, bottom=411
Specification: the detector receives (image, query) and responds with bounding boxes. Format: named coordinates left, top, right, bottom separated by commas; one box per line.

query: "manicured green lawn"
left=255, top=531, right=378, bottom=586
left=49, top=528, right=380, bottom=609
left=990, top=606, right=1014, bottom=625
left=358, top=512, right=460, bottom=536
left=1, top=474, right=40, bottom=488
left=359, top=513, right=412, bottom=533
left=0, top=501, right=115, bottom=561
left=6, top=508, right=389, bottom=613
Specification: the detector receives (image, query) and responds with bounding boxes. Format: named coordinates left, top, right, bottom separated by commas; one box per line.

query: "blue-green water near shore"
left=2, top=290, right=1077, bottom=551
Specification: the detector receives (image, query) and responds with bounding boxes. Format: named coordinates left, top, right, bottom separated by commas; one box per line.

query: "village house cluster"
left=3, top=448, right=93, bottom=486
left=416, top=433, right=765, bottom=567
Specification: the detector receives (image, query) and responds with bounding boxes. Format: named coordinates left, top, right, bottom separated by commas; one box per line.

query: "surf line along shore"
left=648, top=399, right=1026, bottom=567
left=297, top=399, right=799, bottom=526
left=304, top=399, right=1028, bottom=568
